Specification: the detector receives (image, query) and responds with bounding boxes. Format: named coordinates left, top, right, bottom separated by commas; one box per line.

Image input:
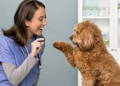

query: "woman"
left=0, top=0, right=47, bottom=86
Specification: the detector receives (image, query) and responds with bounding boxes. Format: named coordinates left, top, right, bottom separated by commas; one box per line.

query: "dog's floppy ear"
left=77, top=29, right=95, bottom=51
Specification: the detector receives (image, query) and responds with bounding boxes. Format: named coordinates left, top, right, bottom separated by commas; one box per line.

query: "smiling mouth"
left=40, top=28, right=43, bottom=31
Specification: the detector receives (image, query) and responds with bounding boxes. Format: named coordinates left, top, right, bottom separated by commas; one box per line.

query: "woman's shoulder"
left=0, top=35, right=14, bottom=45
left=0, top=35, right=13, bottom=40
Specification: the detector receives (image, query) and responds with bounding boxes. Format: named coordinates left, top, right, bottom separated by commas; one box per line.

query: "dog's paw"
left=53, top=41, right=65, bottom=49
left=53, top=41, right=73, bottom=52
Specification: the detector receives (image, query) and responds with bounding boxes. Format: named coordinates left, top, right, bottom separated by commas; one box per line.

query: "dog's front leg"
left=81, top=71, right=96, bottom=86
left=53, top=41, right=75, bottom=67
left=82, top=77, right=96, bottom=86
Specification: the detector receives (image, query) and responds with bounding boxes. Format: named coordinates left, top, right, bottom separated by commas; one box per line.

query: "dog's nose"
left=69, top=36, right=73, bottom=40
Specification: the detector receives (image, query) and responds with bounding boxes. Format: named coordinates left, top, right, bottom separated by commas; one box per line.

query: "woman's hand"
left=30, top=38, right=45, bottom=57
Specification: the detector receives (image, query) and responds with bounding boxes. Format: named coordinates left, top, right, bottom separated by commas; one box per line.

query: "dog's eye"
left=76, top=31, right=79, bottom=34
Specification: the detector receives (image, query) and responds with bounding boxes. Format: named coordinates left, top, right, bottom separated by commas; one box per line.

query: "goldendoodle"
left=53, top=21, right=120, bottom=86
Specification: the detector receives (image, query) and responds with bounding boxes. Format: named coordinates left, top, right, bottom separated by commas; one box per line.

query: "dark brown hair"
left=3, top=0, right=45, bottom=46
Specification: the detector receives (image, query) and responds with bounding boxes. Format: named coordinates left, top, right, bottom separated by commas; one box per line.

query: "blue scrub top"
left=0, top=35, right=45, bottom=86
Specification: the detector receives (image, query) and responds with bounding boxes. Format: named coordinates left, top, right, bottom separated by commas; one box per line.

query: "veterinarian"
left=0, top=0, right=47, bottom=86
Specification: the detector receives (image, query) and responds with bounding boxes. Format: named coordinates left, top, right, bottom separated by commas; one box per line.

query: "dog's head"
left=70, top=21, right=103, bottom=51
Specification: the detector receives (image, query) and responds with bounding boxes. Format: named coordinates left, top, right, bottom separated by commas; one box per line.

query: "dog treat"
left=36, top=47, right=39, bottom=49
left=38, top=39, right=45, bottom=42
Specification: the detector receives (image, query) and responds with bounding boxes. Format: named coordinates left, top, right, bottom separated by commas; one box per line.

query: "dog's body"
left=53, top=21, right=120, bottom=86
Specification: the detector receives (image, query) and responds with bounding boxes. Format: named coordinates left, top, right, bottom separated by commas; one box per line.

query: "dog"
left=53, top=21, right=120, bottom=86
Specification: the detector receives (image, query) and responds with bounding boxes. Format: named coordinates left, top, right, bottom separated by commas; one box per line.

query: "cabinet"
left=78, top=0, right=120, bottom=86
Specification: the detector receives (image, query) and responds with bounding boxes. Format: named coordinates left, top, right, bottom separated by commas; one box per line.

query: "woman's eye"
left=38, top=18, right=43, bottom=21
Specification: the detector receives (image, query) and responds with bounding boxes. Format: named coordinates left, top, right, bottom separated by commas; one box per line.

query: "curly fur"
left=53, top=21, right=120, bottom=86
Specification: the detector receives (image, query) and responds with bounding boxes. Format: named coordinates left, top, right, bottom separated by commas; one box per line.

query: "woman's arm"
left=2, top=54, right=38, bottom=86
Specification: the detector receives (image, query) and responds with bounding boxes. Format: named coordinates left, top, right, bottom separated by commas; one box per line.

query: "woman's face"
left=26, top=6, right=47, bottom=36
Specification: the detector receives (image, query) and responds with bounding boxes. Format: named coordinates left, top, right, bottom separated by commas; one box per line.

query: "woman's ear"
left=77, top=29, right=95, bottom=51
left=25, top=20, right=30, bottom=27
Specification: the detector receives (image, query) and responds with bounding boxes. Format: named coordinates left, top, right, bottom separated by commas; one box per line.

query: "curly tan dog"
left=53, top=21, right=120, bottom=86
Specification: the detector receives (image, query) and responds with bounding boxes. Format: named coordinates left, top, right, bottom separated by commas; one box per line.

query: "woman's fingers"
left=35, top=38, right=45, bottom=49
left=31, top=38, right=45, bottom=56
